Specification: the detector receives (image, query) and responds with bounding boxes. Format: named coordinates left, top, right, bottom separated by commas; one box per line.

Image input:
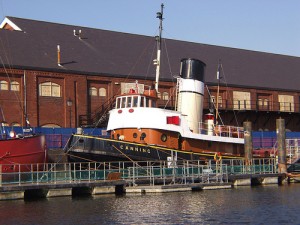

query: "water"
left=0, top=184, right=299, bottom=225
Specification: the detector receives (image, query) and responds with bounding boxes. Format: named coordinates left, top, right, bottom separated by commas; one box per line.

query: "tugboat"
left=66, top=4, right=245, bottom=163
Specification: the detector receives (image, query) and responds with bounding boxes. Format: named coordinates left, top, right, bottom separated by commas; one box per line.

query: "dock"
left=0, top=158, right=293, bottom=200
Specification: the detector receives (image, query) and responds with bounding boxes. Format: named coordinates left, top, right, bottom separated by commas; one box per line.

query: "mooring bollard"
left=243, top=121, right=253, bottom=166
left=276, top=118, right=287, bottom=173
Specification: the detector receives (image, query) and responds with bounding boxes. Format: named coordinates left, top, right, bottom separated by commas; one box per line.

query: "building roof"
left=0, top=16, right=299, bottom=91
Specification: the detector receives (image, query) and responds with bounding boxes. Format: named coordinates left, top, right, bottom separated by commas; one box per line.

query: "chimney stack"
left=57, top=45, right=61, bottom=66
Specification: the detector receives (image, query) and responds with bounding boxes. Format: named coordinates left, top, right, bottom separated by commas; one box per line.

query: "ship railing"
left=199, top=122, right=244, bottom=138
left=0, top=158, right=278, bottom=187
left=285, top=139, right=300, bottom=164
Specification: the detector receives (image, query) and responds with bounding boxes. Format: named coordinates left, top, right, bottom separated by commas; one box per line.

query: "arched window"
left=99, top=87, right=106, bottom=97
left=39, top=82, right=61, bottom=97
left=162, top=92, right=169, bottom=100
left=11, top=122, right=21, bottom=127
left=0, top=80, right=8, bottom=90
left=89, top=87, right=97, bottom=96
left=10, top=81, right=20, bottom=91
left=42, top=123, right=61, bottom=128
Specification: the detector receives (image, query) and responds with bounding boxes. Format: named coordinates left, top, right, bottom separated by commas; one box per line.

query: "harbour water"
left=0, top=184, right=299, bottom=225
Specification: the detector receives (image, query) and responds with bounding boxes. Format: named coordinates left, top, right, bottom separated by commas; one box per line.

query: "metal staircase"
left=79, top=96, right=116, bottom=128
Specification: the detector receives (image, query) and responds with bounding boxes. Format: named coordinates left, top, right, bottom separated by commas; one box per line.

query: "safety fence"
left=0, top=158, right=277, bottom=187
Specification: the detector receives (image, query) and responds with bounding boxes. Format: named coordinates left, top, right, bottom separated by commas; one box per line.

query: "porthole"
left=140, top=133, right=146, bottom=140
left=208, top=141, right=212, bottom=148
left=133, top=133, right=138, bottom=138
left=161, top=134, right=167, bottom=142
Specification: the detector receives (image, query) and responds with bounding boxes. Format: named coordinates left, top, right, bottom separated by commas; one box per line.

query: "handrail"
left=0, top=158, right=277, bottom=187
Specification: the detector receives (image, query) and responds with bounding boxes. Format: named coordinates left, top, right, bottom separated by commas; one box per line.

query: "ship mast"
left=215, top=60, right=221, bottom=125
left=154, top=3, right=164, bottom=92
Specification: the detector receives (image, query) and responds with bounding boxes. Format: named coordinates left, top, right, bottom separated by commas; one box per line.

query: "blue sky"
left=0, top=0, right=299, bottom=57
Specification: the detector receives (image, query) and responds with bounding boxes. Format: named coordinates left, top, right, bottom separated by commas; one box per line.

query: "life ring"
left=214, top=152, right=222, bottom=162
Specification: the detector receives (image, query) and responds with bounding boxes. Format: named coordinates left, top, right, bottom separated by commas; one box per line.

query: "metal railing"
left=286, top=139, right=300, bottom=164
left=198, top=122, right=244, bottom=138
left=204, top=99, right=298, bottom=113
left=0, top=158, right=278, bottom=187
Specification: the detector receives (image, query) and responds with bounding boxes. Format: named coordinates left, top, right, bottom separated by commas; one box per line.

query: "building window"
left=121, top=82, right=144, bottom=94
left=233, top=91, right=251, bottom=110
left=11, top=122, right=21, bottom=126
left=162, top=92, right=169, bottom=101
left=157, top=92, right=161, bottom=99
left=10, top=81, right=20, bottom=91
left=99, top=87, right=106, bottom=97
left=39, top=82, right=61, bottom=97
left=278, top=95, right=294, bottom=112
left=89, top=87, right=97, bottom=96
left=0, top=80, right=8, bottom=90
left=258, top=98, right=269, bottom=110
left=210, top=95, right=223, bottom=108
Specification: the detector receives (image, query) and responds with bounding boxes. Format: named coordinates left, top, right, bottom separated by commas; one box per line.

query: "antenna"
left=154, top=3, right=164, bottom=92
left=215, top=59, right=222, bottom=125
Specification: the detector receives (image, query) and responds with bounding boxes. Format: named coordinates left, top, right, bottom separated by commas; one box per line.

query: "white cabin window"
left=127, top=96, right=132, bottom=107
left=0, top=80, right=8, bottom=90
left=121, top=97, right=126, bottom=108
left=116, top=98, right=121, bottom=109
left=10, top=81, right=20, bottom=91
left=133, top=96, right=139, bottom=107
left=140, top=97, right=145, bottom=107
left=146, top=98, right=150, bottom=107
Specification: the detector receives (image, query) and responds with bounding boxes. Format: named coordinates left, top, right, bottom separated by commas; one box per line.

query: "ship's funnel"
left=177, top=58, right=206, bottom=134
left=180, top=58, right=205, bottom=82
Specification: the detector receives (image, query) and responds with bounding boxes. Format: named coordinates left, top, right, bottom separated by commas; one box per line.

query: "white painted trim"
left=0, top=17, right=22, bottom=31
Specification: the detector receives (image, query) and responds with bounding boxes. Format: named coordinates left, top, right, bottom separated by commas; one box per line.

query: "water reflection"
left=0, top=184, right=299, bottom=225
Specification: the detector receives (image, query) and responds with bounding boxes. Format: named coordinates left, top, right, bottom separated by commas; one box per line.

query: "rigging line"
left=0, top=56, right=24, bottom=113
left=0, top=18, right=15, bottom=72
left=219, top=64, right=239, bottom=126
left=87, top=38, right=156, bottom=133
left=164, top=80, right=177, bottom=109
left=162, top=38, right=173, bottom=81
left=143, top=40, right=156, bottom=84
left=111, top=144, right=152, bottom=173
left=0, top=36, right=27, bottom=122
left=205, top=85, right=225, bottom=126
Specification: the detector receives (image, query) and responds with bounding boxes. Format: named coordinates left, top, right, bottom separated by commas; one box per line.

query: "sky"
left=0, top=0, right=299, bottom=57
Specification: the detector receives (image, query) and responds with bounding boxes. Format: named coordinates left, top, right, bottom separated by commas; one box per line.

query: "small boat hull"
left=0, top=134, right=48, bottom=172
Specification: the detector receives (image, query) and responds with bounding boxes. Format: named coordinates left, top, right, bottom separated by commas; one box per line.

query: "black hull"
left=66, top=134, right=241, bottom=163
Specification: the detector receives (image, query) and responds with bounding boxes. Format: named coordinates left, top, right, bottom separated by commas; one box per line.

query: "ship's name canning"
left=119, top=144, right=151, bottom=153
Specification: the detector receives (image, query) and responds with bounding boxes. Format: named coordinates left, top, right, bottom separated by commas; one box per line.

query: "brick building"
left=0, top=16, right=300, bottom=131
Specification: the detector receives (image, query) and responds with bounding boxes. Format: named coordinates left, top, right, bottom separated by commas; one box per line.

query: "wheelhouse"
left=115, top=92, right=158, bottom=109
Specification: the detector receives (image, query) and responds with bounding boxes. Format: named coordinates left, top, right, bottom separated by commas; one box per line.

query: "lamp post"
left=67, top=98, right=73, bottom=128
